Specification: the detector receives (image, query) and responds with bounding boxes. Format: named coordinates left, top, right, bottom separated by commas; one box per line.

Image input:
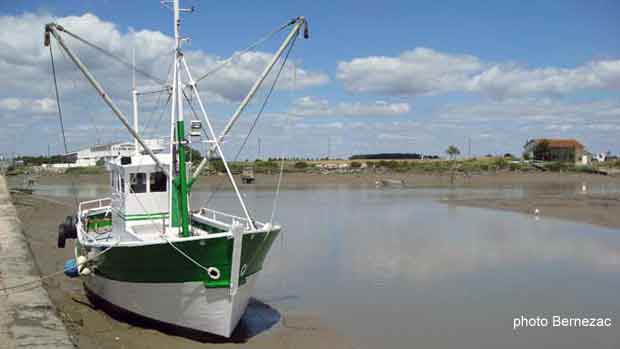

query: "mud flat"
left=438, top=173, right=620, bottom=230
left=29, top=171, right=620, bottom=229
left=10, top=191, right=355, bottom=348
left=0, top=176, right=73, bottom=348
left=31, top=170, right=620, bottom=187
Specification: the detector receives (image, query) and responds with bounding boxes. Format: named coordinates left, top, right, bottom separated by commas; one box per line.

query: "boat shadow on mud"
left=85, top=288, right=281, bottom=343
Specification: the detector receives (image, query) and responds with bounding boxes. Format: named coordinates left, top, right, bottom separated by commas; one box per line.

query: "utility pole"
left=327, top=136, right=331, bottom=160
left=468, top=137, right=471, bottom=159
left=257, top=137, right=261, bottom=160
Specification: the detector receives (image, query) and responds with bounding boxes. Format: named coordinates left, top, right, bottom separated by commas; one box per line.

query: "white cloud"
left=0, top=98, right=22, bottom=111
left=0, top=97, right=56, bottom=115
left=291, top=96, right=410, bottom=117
left=0, top=12, right=329, bottom=154
left=436, top=98, right=620, bottom=125
left=187, top=51, right=329, bottom=102
left=337, top=47, right=620, bottom=98
left=0, top=12, right=328, bottom=104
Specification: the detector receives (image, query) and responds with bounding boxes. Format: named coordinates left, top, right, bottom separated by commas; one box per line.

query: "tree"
left=533, top=140, right=550, bottom=161
left=186, top=147, right=203, bottom=165
left=445, top=145, right=461, bottom=185
left=446, top=145, right=460, bottom=160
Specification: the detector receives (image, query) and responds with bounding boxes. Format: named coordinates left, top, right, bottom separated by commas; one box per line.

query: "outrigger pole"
left=190, top=17, right=309, bottom=182
left=44, top=23, right=169, bottom=176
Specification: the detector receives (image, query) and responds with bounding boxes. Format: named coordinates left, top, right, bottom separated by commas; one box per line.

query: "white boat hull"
left=83, top=273, right=257, bottom=337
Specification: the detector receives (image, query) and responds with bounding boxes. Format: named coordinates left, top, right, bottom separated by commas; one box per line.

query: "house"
left=523, top=139, right=585, bottom=163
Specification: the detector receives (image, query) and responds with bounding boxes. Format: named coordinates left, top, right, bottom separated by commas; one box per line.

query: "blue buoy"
left=64, top=259, right=79, bottom=278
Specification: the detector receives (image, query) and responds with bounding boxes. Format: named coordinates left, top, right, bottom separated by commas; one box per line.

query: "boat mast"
left=169, top=0, right=191, bottom=237
left=132, top=48, right=140, bottom=155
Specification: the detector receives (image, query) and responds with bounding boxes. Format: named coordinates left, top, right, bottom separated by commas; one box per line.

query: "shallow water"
left=23, top=181, right=620, bottom=348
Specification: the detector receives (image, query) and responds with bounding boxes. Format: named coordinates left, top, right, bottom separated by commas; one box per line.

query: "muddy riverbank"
left=11, top=193, right=355, bottom=348
left=7, top=171, right=620, bottom=348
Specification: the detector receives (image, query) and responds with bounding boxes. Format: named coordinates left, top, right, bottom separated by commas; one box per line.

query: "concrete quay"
left=0, top=176, right=73, bottom=348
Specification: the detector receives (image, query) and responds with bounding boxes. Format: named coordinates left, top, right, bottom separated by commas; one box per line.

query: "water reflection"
left=28, top=182, right=620, bottom=348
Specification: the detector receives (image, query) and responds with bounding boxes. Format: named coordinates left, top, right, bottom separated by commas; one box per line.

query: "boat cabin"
left=107, top=153, right=171, bottom=238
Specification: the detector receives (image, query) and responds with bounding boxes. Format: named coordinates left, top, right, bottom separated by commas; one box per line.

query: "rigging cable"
left=49, top=40, right=79, bottom=209
left=59, top=27, right=168, bottom=85
left=194, top=19, right=296, bottom=84
left=201, top=31, right=300, bottom=209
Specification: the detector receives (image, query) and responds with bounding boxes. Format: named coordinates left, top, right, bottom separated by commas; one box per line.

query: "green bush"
left=509, top=163, right=522, bottom=171
left=65, top=166, right=106, bottom=175
left=493, top=157, right=509, bottom=169
left=294, top=161, right=309, bottom=169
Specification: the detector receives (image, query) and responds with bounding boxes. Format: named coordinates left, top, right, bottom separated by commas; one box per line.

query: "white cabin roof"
left=107, top=153, right=171, bottom=173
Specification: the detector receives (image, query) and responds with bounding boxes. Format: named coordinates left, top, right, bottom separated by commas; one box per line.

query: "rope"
left=59, top=27, right=168, bottom=85
left=163, top=237, right=211, bottom=272
left=201, top=31, right=300, bottom=209
left=49, top=43, right=68, bottom=156
left=269, top=60, right=296, bottom=226
left=49, top=40, right=80, bottom=210
left=0, top=241, right=119, bottom=296
left=119, top=169, right=215, bottom=273
left=194, top=19, right=295, bottom=84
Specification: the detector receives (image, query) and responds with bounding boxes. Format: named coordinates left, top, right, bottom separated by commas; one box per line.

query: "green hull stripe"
left=79, top=227, right=280, bottom=287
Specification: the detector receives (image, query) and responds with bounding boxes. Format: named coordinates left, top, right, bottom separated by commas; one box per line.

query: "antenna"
left=132, top=47, right=136, bottom=90
left=132, top=47, right=140, bottom=154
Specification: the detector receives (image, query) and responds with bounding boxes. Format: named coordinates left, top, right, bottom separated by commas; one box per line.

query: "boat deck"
left=76, top=198, right=275, bottom=246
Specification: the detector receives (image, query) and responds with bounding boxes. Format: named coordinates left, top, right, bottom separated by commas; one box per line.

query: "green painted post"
left=176, top=120, right=190, bottom=237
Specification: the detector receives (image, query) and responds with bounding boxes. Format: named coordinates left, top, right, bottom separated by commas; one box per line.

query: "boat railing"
left=196, top=208, right=263, bottom=230
left=79, top=197, right=112, bottom=212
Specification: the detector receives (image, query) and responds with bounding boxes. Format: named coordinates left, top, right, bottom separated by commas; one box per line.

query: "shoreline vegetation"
left=7, top=156, right=620, bottom=177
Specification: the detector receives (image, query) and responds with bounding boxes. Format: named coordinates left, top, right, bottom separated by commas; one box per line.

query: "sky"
left=0, top=0, right=619, bottom=159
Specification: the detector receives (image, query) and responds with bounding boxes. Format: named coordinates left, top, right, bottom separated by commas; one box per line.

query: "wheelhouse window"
left=150, top=172, right=167, bottom=192
left=130, top=173, right=147, bottom=193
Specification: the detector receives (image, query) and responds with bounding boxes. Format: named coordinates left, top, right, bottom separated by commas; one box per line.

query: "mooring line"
left=0, top=241, right=119, bottom=296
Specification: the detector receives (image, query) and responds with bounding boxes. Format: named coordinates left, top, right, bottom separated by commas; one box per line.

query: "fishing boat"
left=46, top=1, right=308, bottom=337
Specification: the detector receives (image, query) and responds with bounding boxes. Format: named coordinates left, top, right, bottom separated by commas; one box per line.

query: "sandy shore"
left=11, top=193, right=356, bottom=348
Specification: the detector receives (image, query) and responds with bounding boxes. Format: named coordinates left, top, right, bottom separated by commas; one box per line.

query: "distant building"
left=593, top=152, right=610, bottom=162
left=72, top=139, right=166, bottom=167
left=523, top=139, right=585, bottom=163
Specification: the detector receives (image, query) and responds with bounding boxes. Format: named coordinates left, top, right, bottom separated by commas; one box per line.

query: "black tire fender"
left=57, top=224, right=66, bottom=248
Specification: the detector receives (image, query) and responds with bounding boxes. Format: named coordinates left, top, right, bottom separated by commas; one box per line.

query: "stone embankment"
left=0, top=176, right=73, bottom=348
